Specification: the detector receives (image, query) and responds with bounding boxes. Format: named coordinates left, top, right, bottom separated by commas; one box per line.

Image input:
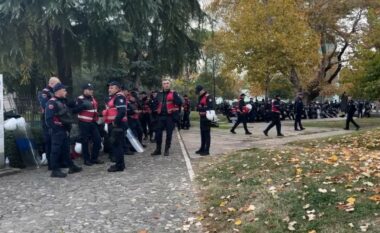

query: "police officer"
left=151, top=79, right=182, bottom=156
left=45, top=83, right=82, bottom=178
left=37, top=77, right=60, bottom=169
left=195, top=85, right=214, bottom=156
left=127, top=91, right=144, bottom=144
left=230, top=93, right=252, bottom=135
left=72, top=83, right=103, bottom=166
left=263, top=95, right=284, bottom=137
left=344, top=96, right=360, bottom=130
left=140, top=91, right=151, bottom=140
left=294, top=92, right=305, bottom=131
left=103, top=81, right=128, bottom=172
left=182, top=94, right=191, bottom=129
left=149, top=90, right=159, bottom=142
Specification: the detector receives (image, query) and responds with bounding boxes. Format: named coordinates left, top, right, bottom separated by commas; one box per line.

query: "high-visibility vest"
left=157, top=91, right=179, bottom=114
left=102, top=92, right=128, bottom=124
left=77, top=95, right=98, bottom=123
left=198, top=94, right=209, bottom=116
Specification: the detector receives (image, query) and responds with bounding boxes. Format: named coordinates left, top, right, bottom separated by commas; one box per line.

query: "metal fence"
left=13, top=97, right=41, bottom=127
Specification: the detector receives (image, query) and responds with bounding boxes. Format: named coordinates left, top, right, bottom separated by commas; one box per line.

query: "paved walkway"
left=0, top=118, right=357, bottom=233
left=180, top=121, right=351, bottom=158
left=0, top=135, right=199, bottom=233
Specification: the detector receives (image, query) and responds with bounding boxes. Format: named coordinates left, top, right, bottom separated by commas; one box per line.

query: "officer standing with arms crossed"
left=230, top=93, right=252, bottom=135
left=72, top=83, right=104, bottom=166
left=294, top=92, right=305, bottom=131
left=45, top=83, right=82, bottom=178
left=38, top=76, right=60, bottom=170
left=195, top=85, right=214, bottom=156
left=151, top=79, right=182, bottom=156
left=103, top=81, right=128, bottom=172
left=263, top=95, right=284, bottom=137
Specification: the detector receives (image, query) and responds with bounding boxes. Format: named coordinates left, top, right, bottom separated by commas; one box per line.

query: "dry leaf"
left=346, top=197, right=356, bottom=206
left=369, top=194, right=380, bottom=202
left=318, top=188, right=328, bottom=193
left=137, top=230, right=148, bottom=233
left=308, top=230, right=317, bottom=233
left=234, top=219, right=242, bottom=225
left=228, top=207, right=237, bottom=212
left=288, top=221, right=297, bottom=231
left=245, top=204, right=256, bottom=212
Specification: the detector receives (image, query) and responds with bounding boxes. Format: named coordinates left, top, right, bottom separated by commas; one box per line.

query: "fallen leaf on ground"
left=369, top=194, right=380, bottom=202
left=288, top=221, right=297, bottom=231
left=234, top=219, right=242, bottom=225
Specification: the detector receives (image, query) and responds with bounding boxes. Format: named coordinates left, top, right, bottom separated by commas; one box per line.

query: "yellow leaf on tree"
left=234, top=219, right=242, bottom=225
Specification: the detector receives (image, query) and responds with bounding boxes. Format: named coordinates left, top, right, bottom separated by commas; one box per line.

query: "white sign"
left=0, top=74, right=4, bottom=168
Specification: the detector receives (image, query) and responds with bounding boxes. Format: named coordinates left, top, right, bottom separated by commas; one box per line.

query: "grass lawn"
left=194, top=128, right=380, bottom=233
left=285, top=117, right=380, bottom=129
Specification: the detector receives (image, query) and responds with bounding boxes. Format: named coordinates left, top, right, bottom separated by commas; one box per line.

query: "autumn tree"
left=210, top=0, right=319, bottom=100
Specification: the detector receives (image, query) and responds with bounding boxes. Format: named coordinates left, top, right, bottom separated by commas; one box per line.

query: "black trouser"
left=231, top=114, right=250, bottom=133
left=200, top=117, right=211, bottom=153
left=78, top=121, right=101, bottom=162
left=264, top=112, right=282, bottom=135
left=150, top=114, right=158, bottom=140
left=155, top=115, right=175, bottom=150
left=358, top=109, right=363, bottom=118
left=129, top=118, right=143, bottom=143
left=50, top=128, right=74, bottom=171
left=182, top=111, right=191, bottom=129
left=345, top=115, right=359, bottom=129
left=109, top=123, right=126, bottom=169
left=140, top=113, right=151, bottom=138
left=294, top=113, right=303, bottom=130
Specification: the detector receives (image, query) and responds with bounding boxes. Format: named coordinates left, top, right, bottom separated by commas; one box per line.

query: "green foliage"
left=0, top=0, right=205, bottom=91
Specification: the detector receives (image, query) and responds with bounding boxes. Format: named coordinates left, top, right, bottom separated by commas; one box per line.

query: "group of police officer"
left=38, top=77, right=210, bottom=178
left=228, top=92, right=307, bottom=137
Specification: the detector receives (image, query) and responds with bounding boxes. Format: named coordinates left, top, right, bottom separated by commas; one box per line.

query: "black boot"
left=107, top=165, right=124, bottom=172
left=151, top=145, right=161, bottom=156
left=68, top=164, right=82, bottom=174
left=195, top=148, right=204, bottom=154
left=51, top=170, right=67, bottom=178
left=164, top=145, right=170, bottom=156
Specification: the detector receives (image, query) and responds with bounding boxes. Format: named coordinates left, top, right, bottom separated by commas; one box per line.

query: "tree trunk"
left=52, top=28, right=73, bottom=93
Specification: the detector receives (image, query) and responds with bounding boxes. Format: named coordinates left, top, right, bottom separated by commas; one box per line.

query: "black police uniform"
left=149, top=93, right=159, bottom=142
left=345, top=100, right=360, bottom=130
left=294, top=96, right=305, bottom=131
left=106, top=91, right=128, bottom=172
left=151, top=89, right=182, bottom=156
left=182, top=97, right=191, bottom=129
left=263, top=98, right=284, bottom=137
left=230, top=96, right=251, bottom=134
left=196, top=91, right=214, bottom=156
left=45, top=86, right=82, bottom=178
left=72, top=88, right=102, bottom=166
left=37, top=85, right=54, bottom=169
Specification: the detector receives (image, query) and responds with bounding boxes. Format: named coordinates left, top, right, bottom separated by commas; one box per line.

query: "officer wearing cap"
left=230, top=93, right=252, bottom=135
left=151, top=79, right=182, bottom=156
left=37, top=76, right=60, bottom=170
left=72, top=83, right=103, bottom=166
left=195, top=85, right=214, bottom=156
left=45, top=83, right=83, bottom=178
left=294, top=92, right=305, bottom=131
left=103, top=81, right=128, bottom=172
left=263, top=95, right=284, bottom=137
